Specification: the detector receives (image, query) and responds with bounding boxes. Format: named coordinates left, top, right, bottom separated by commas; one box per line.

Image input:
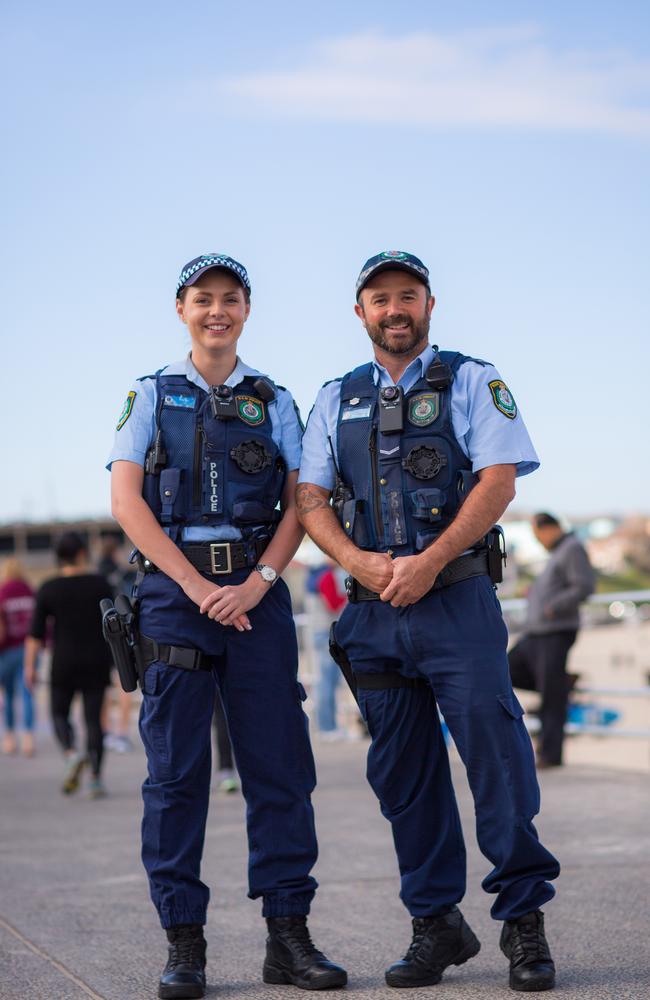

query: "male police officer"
left=297, top=251, right=560, bottom=992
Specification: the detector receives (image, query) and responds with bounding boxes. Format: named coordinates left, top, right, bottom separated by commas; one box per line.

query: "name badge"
left=163, top=393, right=195, bottom=409
left=342, top=406, right=371, bottom=421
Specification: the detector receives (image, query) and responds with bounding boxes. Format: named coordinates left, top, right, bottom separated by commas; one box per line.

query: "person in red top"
left=0, top=558, right=36, bottom=755
left=304, top=561, right=347, bottom=737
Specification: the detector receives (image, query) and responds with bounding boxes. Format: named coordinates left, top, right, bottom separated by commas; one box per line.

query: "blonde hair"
left=1, top=558, right=27, bottom=583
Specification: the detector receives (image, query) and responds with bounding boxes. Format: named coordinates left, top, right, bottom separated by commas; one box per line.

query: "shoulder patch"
left=488, top=380, right=517, bottom=419
left=116, top=391, right=136, bottom=430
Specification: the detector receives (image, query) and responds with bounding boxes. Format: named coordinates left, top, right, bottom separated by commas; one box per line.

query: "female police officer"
left=108, top=254, right=346, bottom=999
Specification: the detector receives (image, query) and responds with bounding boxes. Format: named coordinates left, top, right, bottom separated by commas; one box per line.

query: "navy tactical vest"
left=336, top=352, right=483, bottom=556
left=142, top=371, right=286, bottom=541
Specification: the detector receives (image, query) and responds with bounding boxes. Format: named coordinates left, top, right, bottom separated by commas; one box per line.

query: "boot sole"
left=509, top=972, right=556, bottom=992
left=158, top=984, right=205, bottom=999
left=385, top=936, right=481, bottom=988
left=263, top=961, right=348, bottom=990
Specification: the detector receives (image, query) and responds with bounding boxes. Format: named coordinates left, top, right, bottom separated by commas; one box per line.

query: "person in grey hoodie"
left=509, top=513, right=596, bottom=767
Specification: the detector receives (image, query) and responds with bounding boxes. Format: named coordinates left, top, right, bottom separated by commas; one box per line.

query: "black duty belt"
left=138, top=539, right=268, bottom=575
left=348, top=548, right=490, bottom=603
left=140, top=635, right=212, bottom=672
left=182, top=539, right=268, bottom=575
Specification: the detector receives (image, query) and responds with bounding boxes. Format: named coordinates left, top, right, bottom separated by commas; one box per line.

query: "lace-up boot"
left=159, top=924, right=207, bottom=999
left=385, top=907, right=480, bottom=988
left=263, top=915, right=347, bottom=990
left=500, top=910, right=555, bottom=991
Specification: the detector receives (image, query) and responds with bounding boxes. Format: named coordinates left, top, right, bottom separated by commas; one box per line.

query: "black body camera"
left=210, top=384, right=238, bottom=420
left=379, top=385, right=404, bottom=434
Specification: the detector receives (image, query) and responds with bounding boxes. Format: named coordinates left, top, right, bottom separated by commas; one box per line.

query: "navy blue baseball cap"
left=356, top=250, right=430, bottom=300
left=176, top=254, right=251, bottom=297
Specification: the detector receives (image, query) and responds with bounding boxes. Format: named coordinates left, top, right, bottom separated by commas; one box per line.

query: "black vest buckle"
left=230, top=440, right=272, bottom=474
left=402, top=445, right=447, bottom=480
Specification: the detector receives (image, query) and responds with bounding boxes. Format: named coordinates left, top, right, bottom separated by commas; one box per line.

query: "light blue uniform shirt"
left=108, top=354, right=303, bottom=541
left=299, top=343, right=539, bottom=491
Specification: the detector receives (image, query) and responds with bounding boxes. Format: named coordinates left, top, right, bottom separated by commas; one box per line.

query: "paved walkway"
left=1, top=724, right=648, bottom=999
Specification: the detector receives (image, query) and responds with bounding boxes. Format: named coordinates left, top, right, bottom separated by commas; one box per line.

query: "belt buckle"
left=209, top=542, right=232, bottom=575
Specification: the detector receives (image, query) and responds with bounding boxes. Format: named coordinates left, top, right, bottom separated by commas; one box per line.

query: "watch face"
left=259, top=565, right=276, bottom=582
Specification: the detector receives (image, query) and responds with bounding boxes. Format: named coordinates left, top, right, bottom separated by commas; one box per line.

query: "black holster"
left=100, top=596, right=144, bottom=693
left=328, top=623, right=358, bottom=702
left=328, top=623, right=428, bottom=704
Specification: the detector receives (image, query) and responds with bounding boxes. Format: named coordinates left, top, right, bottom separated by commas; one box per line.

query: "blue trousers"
left=0, top=646, right=34, bottom=731
left=312, top=629, right=342, bottom=732
left=137, top=570, right=318, bottom=929
left=335, top=575, right=560, bottom=922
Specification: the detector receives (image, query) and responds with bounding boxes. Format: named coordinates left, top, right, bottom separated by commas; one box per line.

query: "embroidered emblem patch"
left=116, top=391, right=136, bottom=430
left=408, top=392, right=440, bottom=427
left=488, top=380, right=517, bottom=419
left=163, top=393, right=195, bottom=409
left=236, top=395, right=265, bottom=426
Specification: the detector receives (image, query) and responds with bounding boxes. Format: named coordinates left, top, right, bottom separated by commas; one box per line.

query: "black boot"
left=500, top=910, right=555, bottom=992
left=159, top=924, right=207, bottom=1000
left=263, top=915, right=347, bottom=990
left=385, top=907, right=480, bottom=988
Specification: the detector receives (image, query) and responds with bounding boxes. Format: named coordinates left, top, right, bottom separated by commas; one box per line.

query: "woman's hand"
left=199, top=571, right=271, bottom=627
left=183, top=575, right=252, bottom=632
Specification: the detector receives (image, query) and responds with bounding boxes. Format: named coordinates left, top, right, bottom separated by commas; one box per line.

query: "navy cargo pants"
left=137, top=569, right=318, bottom=930
left=334, top=574, right=560, bottom=921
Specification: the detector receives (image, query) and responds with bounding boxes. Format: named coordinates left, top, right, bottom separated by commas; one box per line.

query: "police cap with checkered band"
left=176, top=254, right=251, bottom=297
left=355, top=250, right=430, bottom=300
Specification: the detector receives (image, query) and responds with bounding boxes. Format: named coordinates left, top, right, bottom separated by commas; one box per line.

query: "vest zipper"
left=368, top=426, right=383, bottom=545
left=193, top=422, right=203, bottom=508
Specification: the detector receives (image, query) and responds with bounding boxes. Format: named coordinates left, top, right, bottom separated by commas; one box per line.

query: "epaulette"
left=136, top=366, right=166, bottom=382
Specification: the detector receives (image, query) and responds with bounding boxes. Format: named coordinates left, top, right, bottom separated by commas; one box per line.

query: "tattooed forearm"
left=295, top=483, right=331, bottom=517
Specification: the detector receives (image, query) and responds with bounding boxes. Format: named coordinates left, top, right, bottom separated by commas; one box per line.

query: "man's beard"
left=366, top=312, right=430, bottom=355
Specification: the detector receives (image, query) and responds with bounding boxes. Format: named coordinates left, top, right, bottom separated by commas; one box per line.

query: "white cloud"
left=220, top=26, right=650, bottom=135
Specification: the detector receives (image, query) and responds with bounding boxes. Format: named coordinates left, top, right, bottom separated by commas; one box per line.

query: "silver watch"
left=255, top=563, right=278, bottom=585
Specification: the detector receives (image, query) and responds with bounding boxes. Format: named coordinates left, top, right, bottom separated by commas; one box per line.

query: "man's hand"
left=380, top=554, right=440, bottom=607
left=199, top=572, right=270, bottom=628
left=351, top=551, right=394, bottom=594
left=183, top=576, right=252, bottom=632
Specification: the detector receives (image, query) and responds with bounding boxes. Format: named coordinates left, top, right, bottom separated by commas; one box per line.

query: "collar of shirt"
left=163, top=354, right=262, bottom=392
left=371, top=342, right=435, bottom=392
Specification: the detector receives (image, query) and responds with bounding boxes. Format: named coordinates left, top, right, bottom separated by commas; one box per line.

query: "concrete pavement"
left=1, top=722, right=649, bottom=1000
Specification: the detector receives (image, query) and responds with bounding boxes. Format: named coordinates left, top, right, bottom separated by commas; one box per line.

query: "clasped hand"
left=185, top=574, right=269, bottom=632
left=353, top=551, right=439, bottom=607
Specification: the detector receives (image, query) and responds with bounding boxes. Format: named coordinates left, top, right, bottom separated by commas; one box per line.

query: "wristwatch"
left=255, top=563, right=278, bottom=585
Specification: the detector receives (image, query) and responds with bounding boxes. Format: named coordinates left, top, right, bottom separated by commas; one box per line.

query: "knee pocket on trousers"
left=497, top=692, right=524, bottom=720
left=496, top=693, right=540, bottom=819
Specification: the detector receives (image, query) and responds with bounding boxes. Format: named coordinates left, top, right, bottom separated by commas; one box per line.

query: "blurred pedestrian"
left=509, top=513, right=596, bottom=767
left=24, top=532, right=114, bottom=797
left=0, top=558, right=36, bottom=756
left=305, top=561, right=347, bottom=739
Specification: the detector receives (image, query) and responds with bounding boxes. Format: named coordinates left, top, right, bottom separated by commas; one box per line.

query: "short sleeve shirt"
left=299, top=342, right=539, bottom=491
left=107, top=354, right=303, bottom=541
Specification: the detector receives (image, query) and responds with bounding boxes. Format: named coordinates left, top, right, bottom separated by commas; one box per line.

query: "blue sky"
left=2, top=1, right=649, bottom=522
